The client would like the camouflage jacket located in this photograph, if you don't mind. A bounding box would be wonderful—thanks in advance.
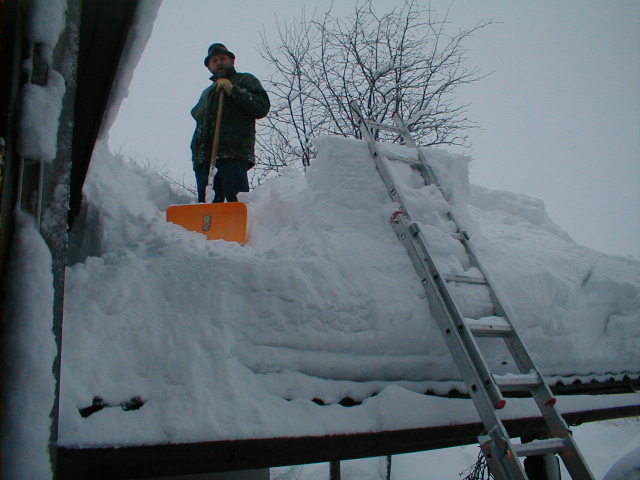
[190,68,270,169]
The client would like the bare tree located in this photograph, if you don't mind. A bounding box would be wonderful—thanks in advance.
[257,0,492,173]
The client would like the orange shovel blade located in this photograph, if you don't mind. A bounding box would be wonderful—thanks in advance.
[166,202,248,244]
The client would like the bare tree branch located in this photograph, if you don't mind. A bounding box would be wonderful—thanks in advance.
[257,0,493,174]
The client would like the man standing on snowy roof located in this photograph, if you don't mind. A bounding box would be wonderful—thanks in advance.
[191,43,270,202]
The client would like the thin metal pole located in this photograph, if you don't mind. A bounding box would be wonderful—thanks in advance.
[36,160,44,229]
[329,460,341,480]
[16,42,35,210]
[17,157,25,208]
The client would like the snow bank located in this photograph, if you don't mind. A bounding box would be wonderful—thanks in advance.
[59,136,640,447]
[18,0,68,164]
[604,444,640,480]
[25,0,66,46]
[3,3,68,478]
[470,184,573,241]
[17,71,66,162]
[2,212,57,478]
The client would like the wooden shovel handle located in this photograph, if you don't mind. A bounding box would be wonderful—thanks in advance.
[209,90,225,171]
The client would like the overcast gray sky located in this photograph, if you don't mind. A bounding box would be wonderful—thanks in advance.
[108,0,640,259]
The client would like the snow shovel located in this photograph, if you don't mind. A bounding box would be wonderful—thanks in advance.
[166,91,249,244]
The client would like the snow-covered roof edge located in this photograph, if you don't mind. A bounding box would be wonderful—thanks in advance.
[98,0,162,142]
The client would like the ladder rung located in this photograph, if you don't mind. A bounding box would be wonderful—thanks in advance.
[443,274,487,285]
[450,231,470,241]
[513,438,568,457]
[385,154,420,166]
[368,121,402,134]
[465,316,513,337]
[493,372,542,391]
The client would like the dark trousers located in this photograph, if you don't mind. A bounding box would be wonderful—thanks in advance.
[194,157,249,203]
[194,163,210,203]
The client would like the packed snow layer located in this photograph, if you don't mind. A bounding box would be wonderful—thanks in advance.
[604,443,640,480]
[25,0,66,47]
[2,212,57,477]
[18,70,66,162]
[59,137,640,447]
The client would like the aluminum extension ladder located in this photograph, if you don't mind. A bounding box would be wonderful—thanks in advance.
[349,101,594,480]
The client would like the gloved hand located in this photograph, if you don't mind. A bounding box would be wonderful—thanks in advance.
[216,78,233,96]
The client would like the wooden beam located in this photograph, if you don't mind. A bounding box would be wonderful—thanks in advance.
[56,402,640,479]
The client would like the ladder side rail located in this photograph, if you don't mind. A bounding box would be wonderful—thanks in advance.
[391,111,524,333]
[459,234,548,375]
[353,105,405,207]
[393,218,531,480]
[393,110,558,387]
[480,428,531,480]
[406,171,596,480]
[464,251,579,445]
[450,220,578,440]
[392,112,541,378]
[393,110,580,418]
[351,101,509,415]
[427,187,571,434]
[391,110,595,480]
[391,113,439,187]
[556,442,597,480]
[394,215,510,413]
[419,160,596,480]
[387,200,517,437]
[393,112,532,342]
[352,106,529,480]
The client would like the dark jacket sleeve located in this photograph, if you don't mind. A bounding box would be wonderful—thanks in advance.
[230,73,270,120]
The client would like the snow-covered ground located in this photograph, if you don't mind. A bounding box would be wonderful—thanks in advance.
[50,135,639,476]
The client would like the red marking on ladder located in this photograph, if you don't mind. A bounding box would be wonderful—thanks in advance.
[390,210,403,223]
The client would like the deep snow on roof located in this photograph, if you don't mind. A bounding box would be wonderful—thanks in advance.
[58,137,640,447]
